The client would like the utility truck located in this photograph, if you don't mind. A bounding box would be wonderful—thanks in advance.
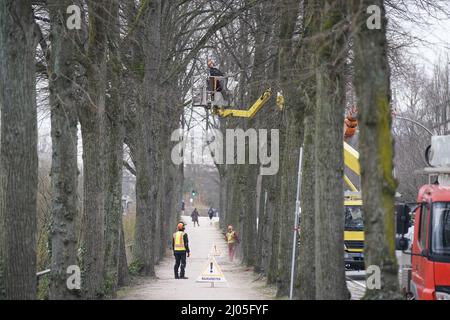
[396,135,450,300]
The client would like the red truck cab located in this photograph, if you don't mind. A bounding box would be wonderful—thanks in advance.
[410,184,450,300]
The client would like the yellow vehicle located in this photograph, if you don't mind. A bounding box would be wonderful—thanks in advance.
[343,142,364,270]
[344,194,364,270]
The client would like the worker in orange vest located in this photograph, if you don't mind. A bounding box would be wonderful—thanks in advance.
[172,222,190,279]
[225,225,239,262]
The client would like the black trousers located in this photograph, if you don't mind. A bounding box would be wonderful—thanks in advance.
[174,251,187,278]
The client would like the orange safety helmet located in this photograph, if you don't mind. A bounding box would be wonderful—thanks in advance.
[177,222,185,231]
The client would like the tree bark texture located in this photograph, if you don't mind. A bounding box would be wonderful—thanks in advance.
[314,0,348,300]
[48,0,80,300]
[0,0,38,300]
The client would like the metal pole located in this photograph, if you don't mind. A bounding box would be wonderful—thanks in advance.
[289,147,303,300]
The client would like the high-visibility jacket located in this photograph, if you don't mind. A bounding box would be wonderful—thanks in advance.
[226,231,236,244]
[173,231,186,251]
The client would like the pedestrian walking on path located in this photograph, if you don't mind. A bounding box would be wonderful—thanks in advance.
[172,222,190,279]
[191,208,200,227]
[225,225,239,262]
[208,207,214,225]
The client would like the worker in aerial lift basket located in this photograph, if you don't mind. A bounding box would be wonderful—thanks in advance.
[207,59,224,90]
[207,59,229,102]
[172,222,190,279]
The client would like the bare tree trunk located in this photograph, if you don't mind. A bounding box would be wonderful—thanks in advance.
[243,2,273,269]
[157,80,178,259]
[218,170,226,228]
[352,0,401,300]
[0,0,38,300]
[103,0,126,297]
[295,113,316,300]
[314,0,349,300]
[160,84,183,256]
[216,118,227,231]
[48,0,80,300]
[295,0,320,300]
[240,167,257,266]
[117,219,129,287]
[79,0,110,299]
[273,0,302,297]
[255,179,270,275]
[132,0,161,276]
[133,149,156,275]
[159,162,169,258]
[266,175,281,284]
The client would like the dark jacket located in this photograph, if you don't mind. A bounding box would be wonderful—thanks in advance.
[172,232,190,253]
[208,67,225,92]
[209,67,224,77]
[191,210,199,221]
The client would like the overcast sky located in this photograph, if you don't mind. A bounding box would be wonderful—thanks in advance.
[400,7,450,71]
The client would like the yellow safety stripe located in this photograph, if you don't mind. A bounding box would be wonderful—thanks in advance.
[344,142,360,177]
[344,174,359,192]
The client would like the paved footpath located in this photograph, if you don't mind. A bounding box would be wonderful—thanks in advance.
[118,216,276,300]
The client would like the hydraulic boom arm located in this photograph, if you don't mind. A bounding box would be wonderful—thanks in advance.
[213,89,273,118]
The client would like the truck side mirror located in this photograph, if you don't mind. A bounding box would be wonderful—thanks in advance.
[395,204,410,235]
[396,236,410,251]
